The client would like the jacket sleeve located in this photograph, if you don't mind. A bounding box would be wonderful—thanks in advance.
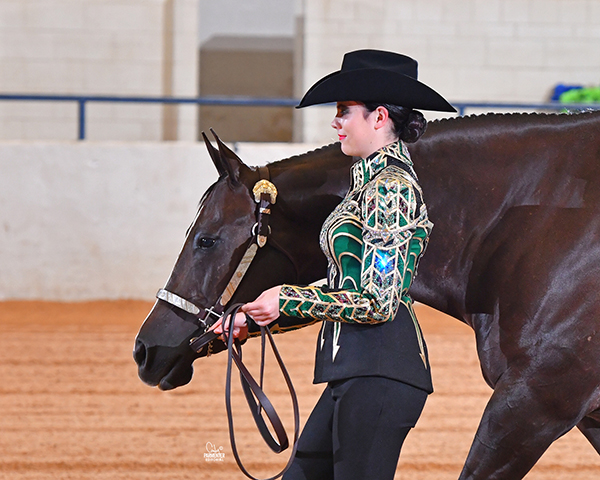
[279,166,432,325]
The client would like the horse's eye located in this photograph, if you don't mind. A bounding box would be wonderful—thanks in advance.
[196,237,216,249]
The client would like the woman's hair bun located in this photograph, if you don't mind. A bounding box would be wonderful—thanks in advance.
[400,110,427,143]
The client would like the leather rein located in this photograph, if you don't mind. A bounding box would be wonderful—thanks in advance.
[155,167,299,480]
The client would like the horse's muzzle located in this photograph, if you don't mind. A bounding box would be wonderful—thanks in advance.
[133,337,194,390]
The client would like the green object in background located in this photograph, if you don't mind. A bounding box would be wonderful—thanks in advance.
[559,86,600,103]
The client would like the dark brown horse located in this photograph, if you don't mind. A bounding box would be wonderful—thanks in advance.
[134,110,600,479]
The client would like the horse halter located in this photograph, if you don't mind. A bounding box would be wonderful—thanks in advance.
[155,166,278,352]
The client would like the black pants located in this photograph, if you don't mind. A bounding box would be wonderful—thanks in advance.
[283,376,428,480]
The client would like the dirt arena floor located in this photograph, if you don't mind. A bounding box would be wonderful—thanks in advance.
[1,301,599,480]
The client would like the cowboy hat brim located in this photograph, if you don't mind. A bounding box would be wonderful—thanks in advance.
[297,68,456,112]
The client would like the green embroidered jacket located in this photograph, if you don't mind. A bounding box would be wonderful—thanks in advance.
[279,141,433,327]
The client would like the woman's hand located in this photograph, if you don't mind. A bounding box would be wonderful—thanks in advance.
[242,286,282,326]
[210,312,248,341]
[209,285,282,341]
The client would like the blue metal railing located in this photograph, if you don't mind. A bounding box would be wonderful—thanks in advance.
[1,93,599,140]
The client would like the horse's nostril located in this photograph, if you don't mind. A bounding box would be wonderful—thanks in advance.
[133,339,147,367]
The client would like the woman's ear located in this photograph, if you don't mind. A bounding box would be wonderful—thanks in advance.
[373,106,390,130]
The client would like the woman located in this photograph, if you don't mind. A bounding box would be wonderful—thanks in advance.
[214,49,455,479]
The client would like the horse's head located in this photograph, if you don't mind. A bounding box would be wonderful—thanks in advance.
[134,134,352,390]
[133,131,297,390]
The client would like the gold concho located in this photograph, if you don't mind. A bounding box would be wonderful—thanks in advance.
[253,179,278,204]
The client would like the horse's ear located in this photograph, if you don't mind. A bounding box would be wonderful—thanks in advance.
[202,131,227,178]
[210,128,245,186]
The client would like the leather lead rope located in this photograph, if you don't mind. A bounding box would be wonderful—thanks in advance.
[223,304,299,480]
[156,168,298,477]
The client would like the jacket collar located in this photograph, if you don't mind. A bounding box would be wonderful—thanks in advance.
[350,141,413,190]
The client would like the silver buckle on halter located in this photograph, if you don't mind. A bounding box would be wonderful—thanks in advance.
[204,306,223,325]
[252,179,277,248]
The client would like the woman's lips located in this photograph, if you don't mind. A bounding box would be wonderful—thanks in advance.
[338,135,347,141]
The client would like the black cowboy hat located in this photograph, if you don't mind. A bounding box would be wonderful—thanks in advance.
[297,49,456,112]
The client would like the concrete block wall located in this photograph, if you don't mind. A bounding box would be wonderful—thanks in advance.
[298,0,600,143]
[0,0,198,141]
[0,142,207,300]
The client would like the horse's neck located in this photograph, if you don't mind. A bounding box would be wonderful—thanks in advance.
[268,146,352,284]
[407,118,543,318]
[408,111,600,320]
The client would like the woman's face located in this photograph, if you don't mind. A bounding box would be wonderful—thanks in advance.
[331,101,381,158]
